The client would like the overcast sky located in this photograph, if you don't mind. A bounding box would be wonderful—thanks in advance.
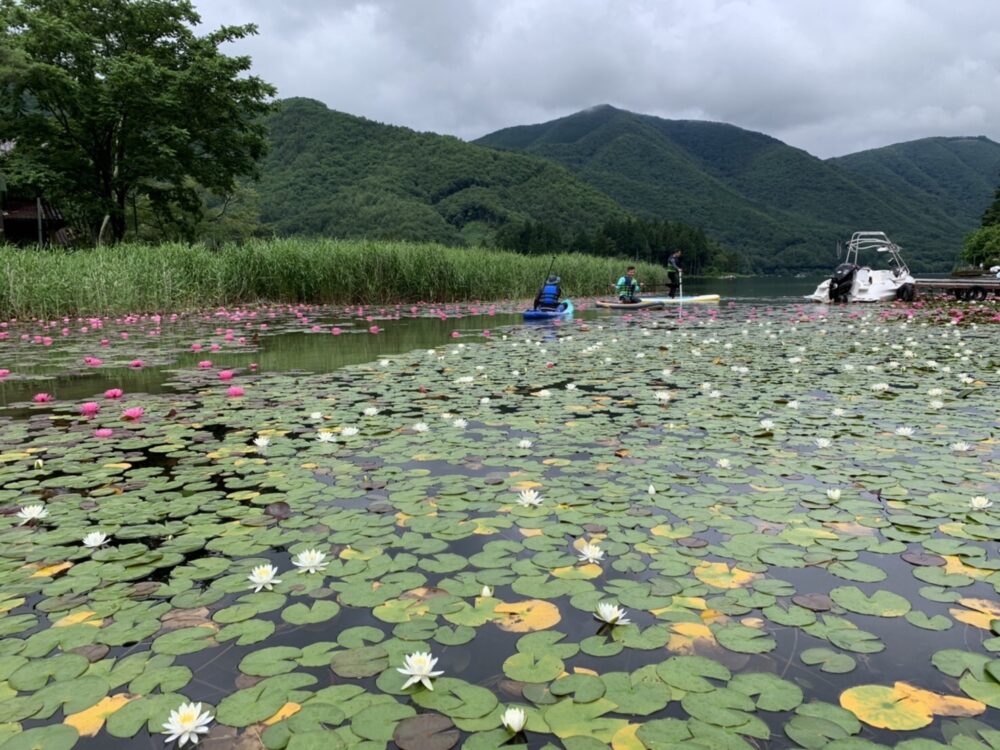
[194,0,1000,158]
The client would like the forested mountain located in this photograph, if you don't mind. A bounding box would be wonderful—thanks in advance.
[476,105,998,272]
[829,136,1000,229]
[258,98,628,247]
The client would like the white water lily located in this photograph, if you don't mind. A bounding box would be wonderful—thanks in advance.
[413,422,430,433]
[826,488,842,501]
[716,458,731,469]
[517,489,542,507]
[950,441,973,452]
[518,439,533,449]
[648,484,656,495]
[870,382,890,393]
[708,390,722,399]
[481,585,494,598]
[340,426,360,437]
[970,496,993,510]
[927,387,944,397]
[16,504,48,525]
[82,531,109,548]
[929,400,944,410]
[662,368,673,377]
[316,431,336,443]
[815,438,832,449]
[454,376,474,384]
[535,389,551,398]
[832,407,846,417]
[309,411,323,420]
[501,706,527,733]
[479,397,491,405]
[655,390,671,402]
[398,651,444,691]
[33,458,44,469]
[363,407,380,417]
[292,549,328,574]
[595,601,631,626]
[162,701,213,747]
[759,419,775,431]
[248,564,281,592]
[565,383,577,390]
[452,418,468,429]
[787,400,799,409]
[894,426,915,437]
[578,543,605,564]
[252,436,270,451]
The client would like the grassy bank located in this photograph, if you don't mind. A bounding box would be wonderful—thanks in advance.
[0,239,667,318]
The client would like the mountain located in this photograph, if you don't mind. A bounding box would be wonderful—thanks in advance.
[829,136,1000,229]
[476,105,998,272]
[258,98,627,246]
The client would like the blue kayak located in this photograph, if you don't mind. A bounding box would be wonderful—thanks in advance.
[523,299,574,320]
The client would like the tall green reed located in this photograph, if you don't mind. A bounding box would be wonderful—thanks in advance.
[0,239,667,317]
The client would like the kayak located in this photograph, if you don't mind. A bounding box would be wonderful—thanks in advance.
[594,299,665,310]
[640,294,721,304]
[523,299,574,319]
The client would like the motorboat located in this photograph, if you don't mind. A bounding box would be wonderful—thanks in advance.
[806,231,916,303]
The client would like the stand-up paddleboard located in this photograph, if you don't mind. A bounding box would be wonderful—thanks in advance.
[594,299,665,310]
[522,299,574,320]
[640,294,721,304]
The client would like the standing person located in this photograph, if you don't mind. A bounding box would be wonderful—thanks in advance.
[667,250,682,298]
[533,274,562,311]
[614,266,643,303]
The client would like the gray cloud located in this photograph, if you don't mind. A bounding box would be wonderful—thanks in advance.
[193,0,1000,158]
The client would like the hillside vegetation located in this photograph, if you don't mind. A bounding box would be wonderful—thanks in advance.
[476,105,1000,272]
[258,99,628,247]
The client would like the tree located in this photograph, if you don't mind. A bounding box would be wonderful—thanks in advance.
[961,225,1000,268]
[982,186,1000,227]
[0,0,274,243]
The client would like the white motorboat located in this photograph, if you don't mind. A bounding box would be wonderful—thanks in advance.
[806,231,916,303]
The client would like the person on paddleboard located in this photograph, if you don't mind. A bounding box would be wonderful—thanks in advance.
[533,274,563,311]
[614,266,643,303]
[667,250,682,298]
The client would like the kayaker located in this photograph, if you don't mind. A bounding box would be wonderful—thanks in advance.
[533,274,563,311]
[614,266,643,303]
[667,250,682,298]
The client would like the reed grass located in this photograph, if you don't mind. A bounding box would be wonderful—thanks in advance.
[0,239,667,318]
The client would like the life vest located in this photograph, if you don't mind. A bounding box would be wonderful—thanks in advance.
[538,283,560,307]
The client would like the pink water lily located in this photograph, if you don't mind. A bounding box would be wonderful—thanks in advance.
[122,406,144,421]
[218,370,234,381]
[79,402,100,417]
[32,392,53,403]
[93,428,113,438]
[83,356,103,366]
[227,386,245,397]
[198,360,213,369]
[104,388,123,399]
[0,369,9,378]
[129,359,144,368]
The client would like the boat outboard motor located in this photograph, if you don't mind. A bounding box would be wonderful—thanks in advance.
[828,263,857,303]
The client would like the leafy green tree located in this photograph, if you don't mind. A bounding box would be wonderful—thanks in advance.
[982,186,1000,227]
[961,225,1000,267]
[0,0,274,242]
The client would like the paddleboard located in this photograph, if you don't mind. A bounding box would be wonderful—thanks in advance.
[594,299,665,310]
[640,294,721,304]
[522,299,574,319]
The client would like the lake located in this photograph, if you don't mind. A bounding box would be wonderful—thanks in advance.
[0,280,997,750]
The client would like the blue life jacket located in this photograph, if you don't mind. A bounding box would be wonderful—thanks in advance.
[538,283,560,307]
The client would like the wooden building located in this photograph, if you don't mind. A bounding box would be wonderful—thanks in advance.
[0,196,70,246]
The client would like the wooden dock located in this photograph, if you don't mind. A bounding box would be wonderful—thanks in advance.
[914,277,1000,300]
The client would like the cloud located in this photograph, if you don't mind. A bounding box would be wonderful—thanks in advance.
[193,0,1000,157]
